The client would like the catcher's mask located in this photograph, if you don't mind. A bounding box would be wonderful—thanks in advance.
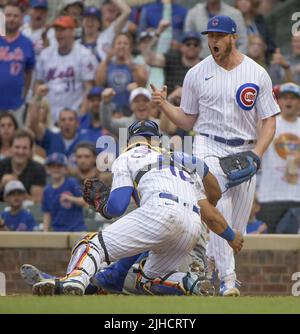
[127,120,161,143]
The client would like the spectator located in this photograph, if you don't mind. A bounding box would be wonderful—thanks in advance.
[61,0,85,40]
[100,87,155,137]
[0,2,35,125]
[21,0,49,58]
[269,46,295,85]
[276,207,300,234]
[95,33,148,116]
[257,83,300,233]
[95,0,131,62]
[42,152,87,232]
[247,34,267,68]
[234,0,276,61]
[144,31,203,95]
[28,97,94,159]
[79,6,102,61]
[79,86,110,144]
[138,0,187,44]
[0,113,18,160]
[184,0,248,58]
[0,129,46,203]
[288,34,300,86]
[246,195,267,234]
[0,180,36,231]
[35,15,97,122]
[72,142,99,183]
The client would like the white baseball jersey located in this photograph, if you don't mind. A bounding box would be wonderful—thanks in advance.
[101,145,206,278]
[180,55,280,281]
[36,43,97,121]
[181,55,280,140]
[258,116,300,202]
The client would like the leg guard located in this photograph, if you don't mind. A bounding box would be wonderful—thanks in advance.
[64,232,105,288]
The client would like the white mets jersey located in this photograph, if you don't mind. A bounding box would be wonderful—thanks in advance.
[110,145,206,207]
[180,55,280,140]
[36,43,97,121]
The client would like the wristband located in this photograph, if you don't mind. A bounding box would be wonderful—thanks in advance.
[219,226,236,242]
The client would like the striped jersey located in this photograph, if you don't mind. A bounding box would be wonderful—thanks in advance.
[111,145,206,206]
[180,55,280,140]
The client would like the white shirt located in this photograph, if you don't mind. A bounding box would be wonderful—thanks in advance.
[36,43,97,121]
[96,24,116,62]
[181,55,280,140]
[111,145,206,207]
[258,116,300,202]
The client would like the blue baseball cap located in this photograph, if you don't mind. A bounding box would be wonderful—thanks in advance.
[30,0,48,9]
[87,86,104,98]
[181,32,201,44]
[45,153,68,167]
[201,15,237,35]
[279,83,300,97]
[84,7,101,21]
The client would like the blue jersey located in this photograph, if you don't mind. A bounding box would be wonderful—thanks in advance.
[1,208,36,231]
[247,219,267,234]
[42,177,86,232]
[79,113,110,144]
[107,62,133,112]
[0,33,35,110]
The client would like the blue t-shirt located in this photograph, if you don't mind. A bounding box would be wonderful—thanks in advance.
[247,219,267,234]
[1,208,36,231]
[107,62,133,112]
[42,177,86,232]
[38,129,93,158]
[0,33,35,110]
[79,113,110,144]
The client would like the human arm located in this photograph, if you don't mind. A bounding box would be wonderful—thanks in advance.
[151,84,198,131]
[79,80,94,116]
[43,212,51,232]
[270,48,294,83]
[111,0,131,34]
[26,84,48,140]
[30,186,44,203]
[198,199,244,253]
[253,116,276,159]
[95,58,110,86]
[60,193,88,208]
[24,70,33,99]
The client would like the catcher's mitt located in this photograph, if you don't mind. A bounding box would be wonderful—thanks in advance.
[219,151,261,189]
[83,178,111,218]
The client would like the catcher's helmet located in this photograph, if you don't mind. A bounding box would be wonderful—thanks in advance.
[128,120,161,141]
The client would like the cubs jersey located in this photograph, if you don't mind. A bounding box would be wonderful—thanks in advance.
[258,116,300,202]
[180,55,280,140]
[111,145,206,207]
[36,43,97,121]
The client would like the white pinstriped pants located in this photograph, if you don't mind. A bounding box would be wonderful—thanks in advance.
[193,136,256,280]
[103,195,203,279]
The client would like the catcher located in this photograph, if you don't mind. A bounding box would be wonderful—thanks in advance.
[32,120,244,296]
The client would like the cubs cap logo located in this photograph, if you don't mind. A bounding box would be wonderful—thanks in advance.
[212,18,219,26]
[236,83,260,111]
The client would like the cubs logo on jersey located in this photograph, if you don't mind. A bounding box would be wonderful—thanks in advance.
[236,83,260,111]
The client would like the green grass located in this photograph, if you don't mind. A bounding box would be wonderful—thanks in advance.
[0,296,300,314]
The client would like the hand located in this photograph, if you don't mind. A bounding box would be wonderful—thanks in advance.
[35,84,49,99]
[127,82,138,92]
[150,84,168,107]
[60,193,73,203]
[1,174,17,189]
[101,88,116,103]
[157,19,171,35]
[228,230,244,253]
[271,48,290,69]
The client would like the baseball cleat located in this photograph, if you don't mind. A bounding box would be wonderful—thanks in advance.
[32,280,56,296]
[62,280,85,296]
[21,264,43,286]
[219,279,241,297]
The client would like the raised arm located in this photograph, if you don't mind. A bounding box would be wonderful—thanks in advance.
[111,0,131,34]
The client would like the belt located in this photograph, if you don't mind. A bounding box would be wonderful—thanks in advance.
[159,192,200,215]
[200,133,256,147]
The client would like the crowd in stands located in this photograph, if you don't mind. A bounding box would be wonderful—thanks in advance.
[0,0,299,234]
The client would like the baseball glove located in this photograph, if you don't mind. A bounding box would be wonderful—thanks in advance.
[219,151,261,189]
[83,178,111,218]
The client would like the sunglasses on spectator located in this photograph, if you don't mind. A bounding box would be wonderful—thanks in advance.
[184,41,200,47]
